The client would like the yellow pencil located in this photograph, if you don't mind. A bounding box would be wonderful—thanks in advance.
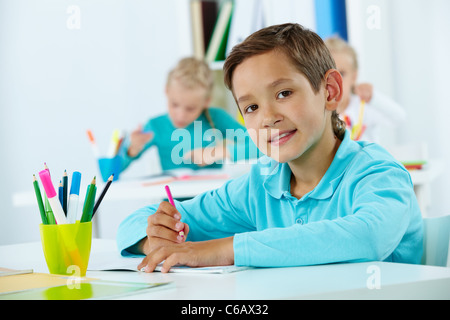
[351,100,366,140]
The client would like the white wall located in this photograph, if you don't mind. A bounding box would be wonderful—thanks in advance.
[346,0,450,217]
[0,0,192,244]
[1,0,449,245]
[391,0,450,217]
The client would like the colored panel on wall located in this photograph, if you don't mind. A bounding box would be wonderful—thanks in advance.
[314,0,348,40]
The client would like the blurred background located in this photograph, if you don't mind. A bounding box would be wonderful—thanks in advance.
[1,0,449,244]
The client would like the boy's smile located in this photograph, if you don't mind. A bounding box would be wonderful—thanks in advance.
[269,129,298,147]
[232,49,338,165]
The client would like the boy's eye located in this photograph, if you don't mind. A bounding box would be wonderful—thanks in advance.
[277,90,292,99]
[244,105,258,114]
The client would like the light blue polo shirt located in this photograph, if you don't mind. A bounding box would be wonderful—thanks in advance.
[116,131,423,266]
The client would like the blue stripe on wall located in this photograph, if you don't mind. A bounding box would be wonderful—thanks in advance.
[314,0,348,41]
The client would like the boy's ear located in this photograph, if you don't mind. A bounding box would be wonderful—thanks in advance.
[324,69,343,111]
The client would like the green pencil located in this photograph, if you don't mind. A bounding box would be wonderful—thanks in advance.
[32,174,48,225]
[44,195,55,224]
[81,177,97,223]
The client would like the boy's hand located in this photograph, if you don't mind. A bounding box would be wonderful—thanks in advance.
[138,237,235,273]
[354,83,374,103]
[127,124,153,157]
[140,201,189,256]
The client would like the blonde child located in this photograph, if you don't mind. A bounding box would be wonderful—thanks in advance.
[118,57,258,173]
[117,24,422,272]
[325,37,406,143]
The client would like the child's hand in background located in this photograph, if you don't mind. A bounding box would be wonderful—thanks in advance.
[127,124,153,157]
[183,144,229,167]
[354,83,374,103]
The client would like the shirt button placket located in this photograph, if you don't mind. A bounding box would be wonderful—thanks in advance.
[294,199,307,225]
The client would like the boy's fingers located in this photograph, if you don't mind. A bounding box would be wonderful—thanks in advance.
[161,253,183,273]
[137,253,151,271]
[138,246,174,273]
[148,211,181,230]
[146,201,186,243]
[147,225,181,243]
[157,201,180,217]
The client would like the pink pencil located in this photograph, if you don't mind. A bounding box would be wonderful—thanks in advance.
[165,185,184,238]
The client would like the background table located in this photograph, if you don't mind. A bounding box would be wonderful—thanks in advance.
[12,161,442,240]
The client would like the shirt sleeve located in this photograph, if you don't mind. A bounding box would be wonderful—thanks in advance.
[116,172,256,257]
[116,204,157,257]
[233,162,421,267]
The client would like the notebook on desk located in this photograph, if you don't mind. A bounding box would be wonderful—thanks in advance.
[88,253,250,274]
[152,264,250,274]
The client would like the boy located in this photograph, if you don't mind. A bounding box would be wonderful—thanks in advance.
[117,24,423,272]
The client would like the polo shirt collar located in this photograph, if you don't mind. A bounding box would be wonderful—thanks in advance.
[262,130,360,200]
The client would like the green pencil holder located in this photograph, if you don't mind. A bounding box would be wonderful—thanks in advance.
[39,221,92,277]
[98,156,121,182]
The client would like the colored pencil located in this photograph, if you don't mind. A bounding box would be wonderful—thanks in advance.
[165,185,184,238]
[58,180,63,207]
[86,130,100,158]
[44,162,50,175]
[33,175,48,225]
[80,177,97,223]
[108,129,120,157]
[92,174,114,219]
[44,196,55,224]
[62,170,68,215]
[351,100,366,140]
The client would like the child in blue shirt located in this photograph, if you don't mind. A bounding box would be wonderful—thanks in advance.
[117,23,423,272]
[118,57,258,172]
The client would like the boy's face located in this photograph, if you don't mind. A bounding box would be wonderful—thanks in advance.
[232,50,339,164]
[166,79,210,128]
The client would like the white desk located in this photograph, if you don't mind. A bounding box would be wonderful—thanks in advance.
[13,162,440,217]
[1,239,450,300]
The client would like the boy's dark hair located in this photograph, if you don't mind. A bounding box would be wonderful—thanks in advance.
[224,23,346,140]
